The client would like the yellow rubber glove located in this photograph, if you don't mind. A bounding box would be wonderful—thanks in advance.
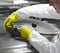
[3,12,18,29]
[17,25,32,39]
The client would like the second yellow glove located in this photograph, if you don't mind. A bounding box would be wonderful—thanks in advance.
[17,25,32,39]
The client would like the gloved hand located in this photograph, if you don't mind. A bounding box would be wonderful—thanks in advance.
[17,25,32,39]
[3,12,18,29]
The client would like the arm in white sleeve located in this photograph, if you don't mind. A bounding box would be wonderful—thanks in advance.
[28,31,59,53]
[16,4,60,19]
[16,4,54,19]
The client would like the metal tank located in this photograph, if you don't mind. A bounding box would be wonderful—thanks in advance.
[0,17,60,53]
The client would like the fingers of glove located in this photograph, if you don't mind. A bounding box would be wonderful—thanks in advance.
[6,19,12,26]
[4,17,10,25]
[3,16,15,28]
[6,16,15,26]
[2,18,10,29]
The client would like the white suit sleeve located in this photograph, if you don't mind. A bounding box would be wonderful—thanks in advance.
[28,31,59,53]
[16,4,54,19]
[16,4,60,19]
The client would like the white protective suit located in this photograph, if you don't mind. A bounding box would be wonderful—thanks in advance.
[16,4,60,53]
[16,4,60,19]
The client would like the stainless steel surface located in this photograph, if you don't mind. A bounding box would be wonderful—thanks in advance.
[0,15,60,53]
[26,0,49,3]
[0,34,38,53]
[0,16,39,53]
[0,0,39,8]
[13,18,60,34]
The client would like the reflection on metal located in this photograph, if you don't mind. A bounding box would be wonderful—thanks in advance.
[13,18,60,41]
[14,18,60,34]
[13,0,28,4]
[0,0,40,6]
[0,32,38,53]
[26,0,49,3]
[0,2,39,9]
[13,0,40,4]
[0,16,39,53]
